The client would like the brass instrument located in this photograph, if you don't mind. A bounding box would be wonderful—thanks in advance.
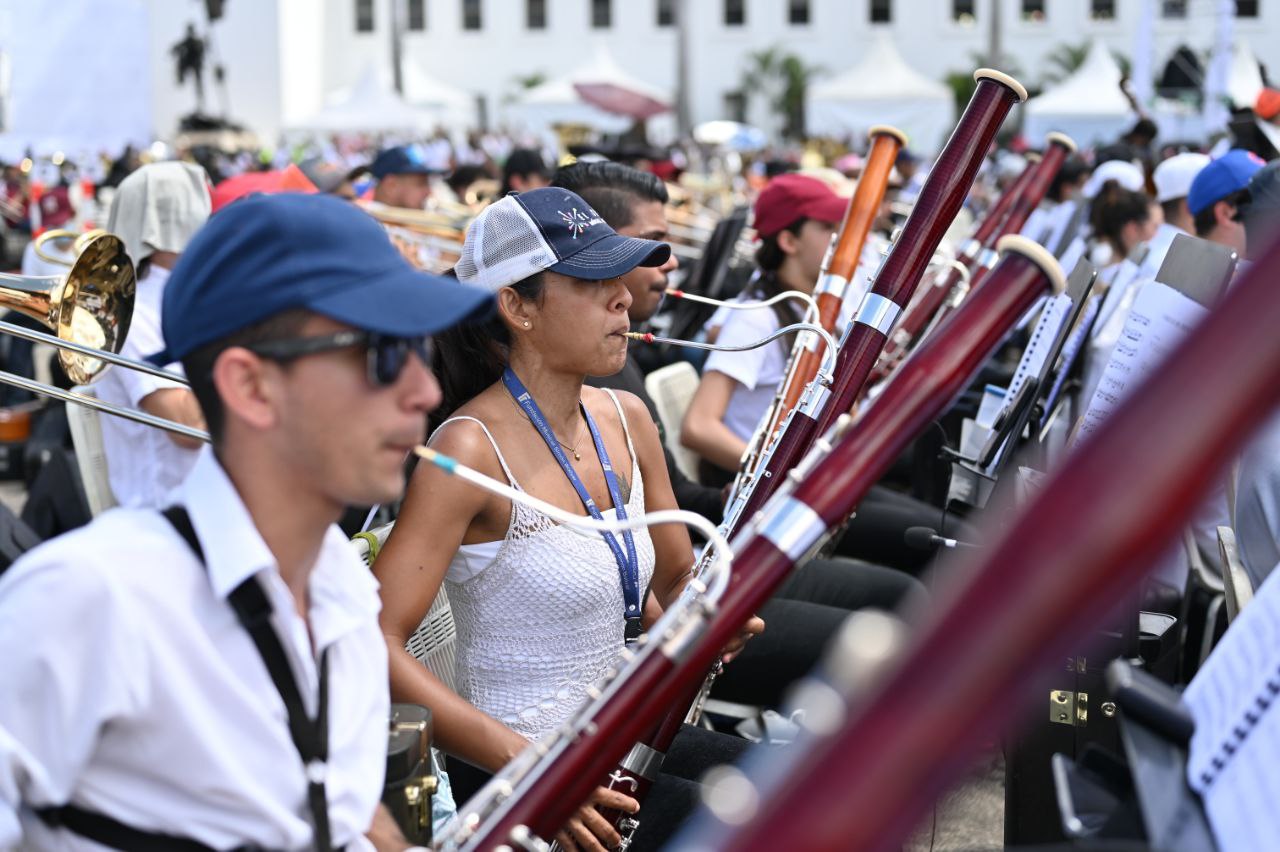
[0,232,134,384]
[360,201,468,274]
[32,228,107,266]
[0,231,210,443]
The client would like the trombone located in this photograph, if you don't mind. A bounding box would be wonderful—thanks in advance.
[0,231,211,444]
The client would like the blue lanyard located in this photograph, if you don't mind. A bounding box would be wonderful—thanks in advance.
[502,368,643,642]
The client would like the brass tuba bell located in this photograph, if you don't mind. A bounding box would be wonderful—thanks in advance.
[0,232,135,384]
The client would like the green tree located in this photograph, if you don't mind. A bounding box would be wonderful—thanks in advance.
[503,71,548,105]
[740,46,823,141]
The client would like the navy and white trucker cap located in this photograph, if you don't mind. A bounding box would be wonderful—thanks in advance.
[455,187,671,292]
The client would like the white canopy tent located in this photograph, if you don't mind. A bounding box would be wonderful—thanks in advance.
[806,35,955,157]
[288,64,439,134]
[402,61,475,129]
[1023,39,1133,148]
[1226,40,1265,110]
[504,45,671,139]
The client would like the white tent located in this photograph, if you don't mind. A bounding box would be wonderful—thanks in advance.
[402,61,474,129]
[1226,40,1265,110]
[1024,39,1133,147]
[806,34,955,156]
[289,64,438,134]
[504,45,670,137]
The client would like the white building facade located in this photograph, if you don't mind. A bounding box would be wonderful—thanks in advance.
[136,0,1280,145]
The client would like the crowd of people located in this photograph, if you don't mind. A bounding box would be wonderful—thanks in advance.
[0,75,1278,852]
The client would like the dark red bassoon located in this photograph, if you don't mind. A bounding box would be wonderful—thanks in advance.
[454,234,1062,850]
[873,131,1076,381]
[722,69,1027,532]
[679,233,1280,852]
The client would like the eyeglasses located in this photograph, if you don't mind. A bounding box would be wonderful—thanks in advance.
[245,331,433,387]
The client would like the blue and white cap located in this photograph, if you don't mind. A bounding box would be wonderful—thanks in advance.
[456,187,671,292]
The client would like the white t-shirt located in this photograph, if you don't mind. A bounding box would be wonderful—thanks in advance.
[702,306,788,443]
[95,265,200,509]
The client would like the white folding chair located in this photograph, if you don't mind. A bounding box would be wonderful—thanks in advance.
[1217,525,1254,624]
[644,361,702,482]
[65,386,118,517]
[351,522,458,691]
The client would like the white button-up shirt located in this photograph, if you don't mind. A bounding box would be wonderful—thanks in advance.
[0,447,388,850]
[95,265,201,509]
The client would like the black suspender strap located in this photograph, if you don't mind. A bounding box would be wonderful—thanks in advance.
[34,803,249,852]
[162,506,335,852]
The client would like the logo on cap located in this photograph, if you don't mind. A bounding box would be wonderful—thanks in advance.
[560,206,604,239]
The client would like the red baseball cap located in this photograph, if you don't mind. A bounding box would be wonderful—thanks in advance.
[753,173,848,238]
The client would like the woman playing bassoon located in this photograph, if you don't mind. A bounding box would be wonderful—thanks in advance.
[372,187,760,851]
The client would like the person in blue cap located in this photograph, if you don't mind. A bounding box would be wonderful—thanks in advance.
[0,192,491,851]
[373,187,759,851]
[370,144,434,212]
[1188,148,1267,257]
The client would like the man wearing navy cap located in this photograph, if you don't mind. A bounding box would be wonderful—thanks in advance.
[1188,148,1266,257]
[370,145,434,211]
[0,193,490,850]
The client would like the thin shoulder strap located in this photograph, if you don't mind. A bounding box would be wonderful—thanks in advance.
[600,389,638,463]
[435,416,520,487]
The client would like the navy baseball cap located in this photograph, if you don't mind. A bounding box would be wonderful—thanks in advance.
[1187,149,1266,215]
[146,193,492,366]
[369,145,434,179]
[454,187,671,292]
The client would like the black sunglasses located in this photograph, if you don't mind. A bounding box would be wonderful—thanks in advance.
[245,330,433,387]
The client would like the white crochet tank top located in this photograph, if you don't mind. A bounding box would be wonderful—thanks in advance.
[438,389,656,741]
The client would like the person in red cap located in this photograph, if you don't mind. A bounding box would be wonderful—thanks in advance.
[680,172,845,482]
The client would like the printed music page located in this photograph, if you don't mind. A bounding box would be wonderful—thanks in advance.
[1074,280,1206,444]
[1005,293,1071,404]
[1183,569,1280,850]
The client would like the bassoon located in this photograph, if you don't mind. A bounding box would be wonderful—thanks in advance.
[722,70,1027,534]
[873,131,1076,382]
[767,126,906,435]
[450,234,1063,850]
[676,232,1280,852]
[724,126,907,516]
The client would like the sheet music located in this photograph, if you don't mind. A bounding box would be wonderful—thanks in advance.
[1005,294,1071,405]
[1184,570,1280,850]
[1075,280,1207,444]
[1042,294,1101,420]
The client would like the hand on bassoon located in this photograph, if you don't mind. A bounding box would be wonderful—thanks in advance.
[554,785,640,851]
[721,614,765,664]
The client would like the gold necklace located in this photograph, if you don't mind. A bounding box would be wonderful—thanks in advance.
[505,385,586,461]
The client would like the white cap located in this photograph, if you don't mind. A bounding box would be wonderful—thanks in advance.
[1152,152,1211,203]
[1082,160,1146,199]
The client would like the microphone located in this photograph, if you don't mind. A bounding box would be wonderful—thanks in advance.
[904,526,976,551]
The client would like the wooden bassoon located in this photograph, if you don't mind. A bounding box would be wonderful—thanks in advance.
[677,232,1280,852]
[722,69,1027,534]
[768,126,906,433]
[449,234,1062,850]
